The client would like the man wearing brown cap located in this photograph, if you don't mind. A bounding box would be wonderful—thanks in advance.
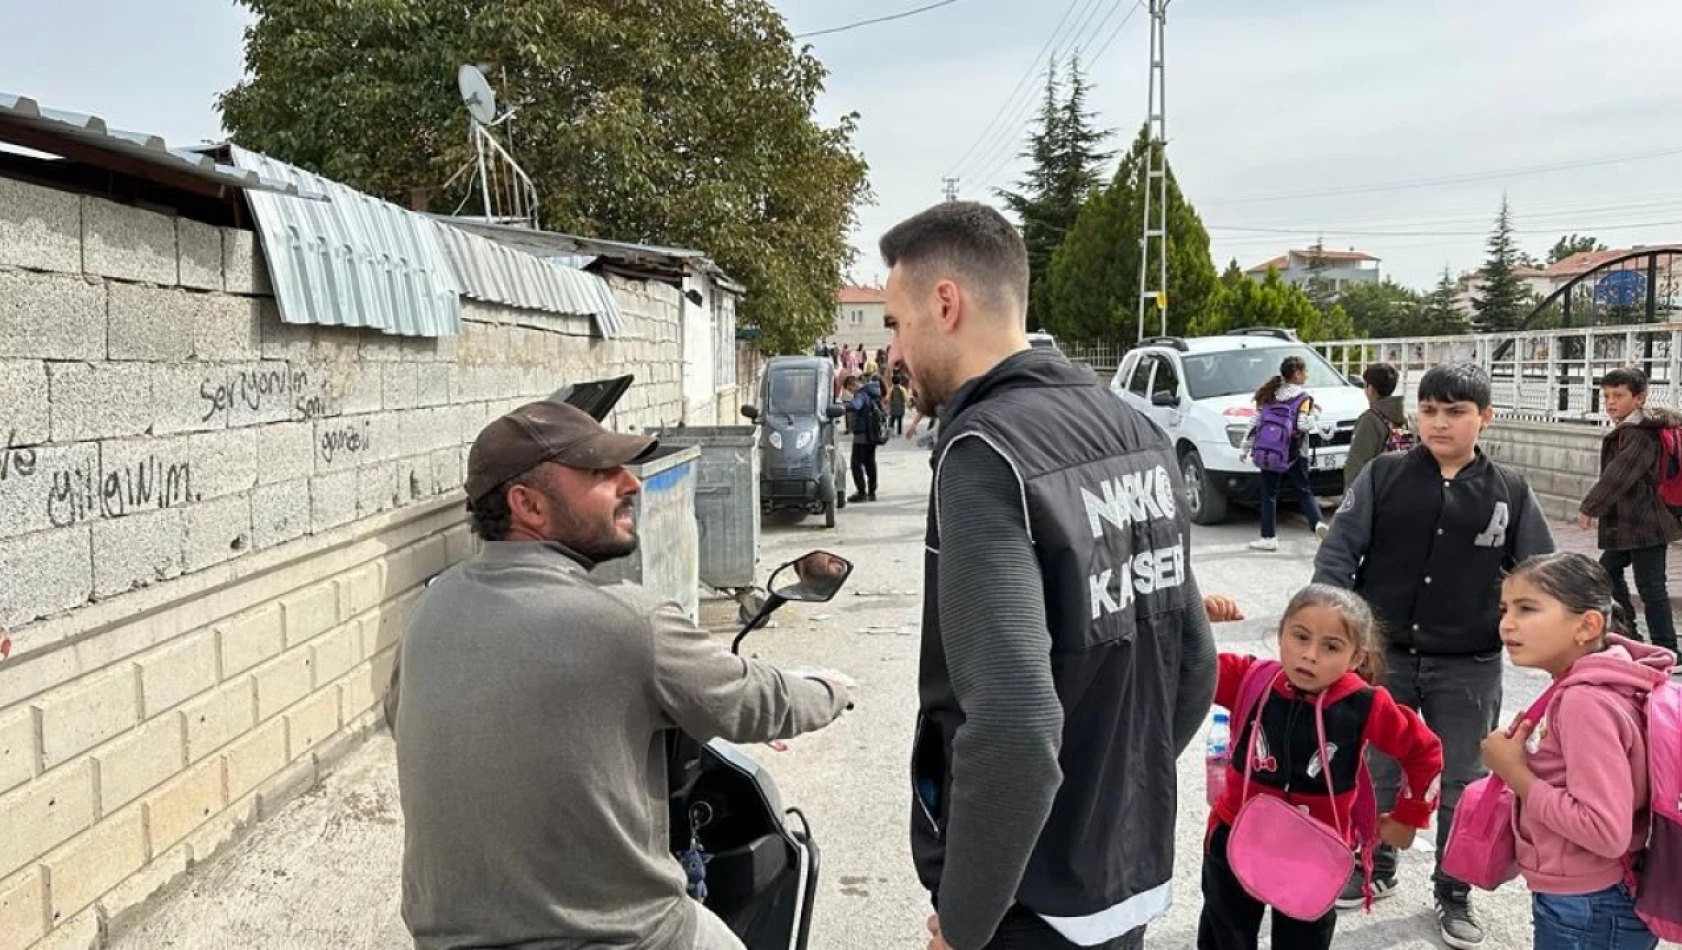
[390,400,852,950]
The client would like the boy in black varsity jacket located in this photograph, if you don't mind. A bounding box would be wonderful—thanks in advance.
[1313,363,1554,950]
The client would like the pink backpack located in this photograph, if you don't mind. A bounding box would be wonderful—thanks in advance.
[1224,660,1379,921]
[1442,685,1559,890]
[1630,677,1682,941]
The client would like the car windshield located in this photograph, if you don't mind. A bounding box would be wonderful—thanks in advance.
[766,368,822,415]
[1180,345,1347,400]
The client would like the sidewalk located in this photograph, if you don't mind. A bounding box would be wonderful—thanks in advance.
[1549,521,1682,609]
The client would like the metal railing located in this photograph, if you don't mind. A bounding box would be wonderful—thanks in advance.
[1315,323,1682,426]
[1062,341,1124,374]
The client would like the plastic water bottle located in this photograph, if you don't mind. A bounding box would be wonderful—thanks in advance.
[1205,711,1231,807]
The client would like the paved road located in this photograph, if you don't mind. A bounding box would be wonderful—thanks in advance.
[110,437,1581,950]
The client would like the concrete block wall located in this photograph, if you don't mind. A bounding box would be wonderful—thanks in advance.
[1480,419,1607,523]
[0,176,685,950]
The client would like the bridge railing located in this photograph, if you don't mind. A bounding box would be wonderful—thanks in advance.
[1314,324,1682,426]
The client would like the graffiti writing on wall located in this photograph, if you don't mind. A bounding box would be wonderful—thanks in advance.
[1,429,37,482]
[319,420,374,464]
[47,453,197,528]
[199,367,339,422]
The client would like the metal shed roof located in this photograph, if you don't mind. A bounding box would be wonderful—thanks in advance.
[0,92,317,199]
[431,220,625,338]
[436,217,744,294]
[228,144,463,338]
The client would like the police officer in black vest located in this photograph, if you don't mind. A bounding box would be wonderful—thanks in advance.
[880,201,1219,950]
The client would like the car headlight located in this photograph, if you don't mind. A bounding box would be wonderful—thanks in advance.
[796,430,814,450]
[768,431,783,450]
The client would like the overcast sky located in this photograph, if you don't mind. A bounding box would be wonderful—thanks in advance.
[8,0,1682,291]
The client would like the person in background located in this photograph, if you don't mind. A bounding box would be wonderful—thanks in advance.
[1490,552,1671,950]
[1345,362,1408,492]
[881,200,1216,950]
[1579,365,1682,661]
[1315,362,1555,950]
[889,375,911,435]
[844,374,882,502]
[1242,356,1330,552]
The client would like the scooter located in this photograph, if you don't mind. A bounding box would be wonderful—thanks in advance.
[666,550,855,950]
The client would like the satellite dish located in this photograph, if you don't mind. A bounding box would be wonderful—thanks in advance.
[457,65,496,125]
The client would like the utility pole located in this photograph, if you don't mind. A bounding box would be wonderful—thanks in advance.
[1136,0,1170,344]
[942,177,960,202]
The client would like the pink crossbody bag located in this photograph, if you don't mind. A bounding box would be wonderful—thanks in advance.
[1225,660,1379,921]
[1440,684,1560,891]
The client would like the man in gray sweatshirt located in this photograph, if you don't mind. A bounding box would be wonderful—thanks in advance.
[389,400,852,950]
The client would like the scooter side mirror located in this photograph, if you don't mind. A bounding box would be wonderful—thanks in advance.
[769,551,853,603]
[741,404,760,421]
[825,404,846,420]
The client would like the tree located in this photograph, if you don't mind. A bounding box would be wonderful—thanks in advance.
[1302,237,1337,314]
[1337,280,1421,338]
[1188,268,1323,340]
[1548,234,1607,265]
[218,0,871,355]
[998,57,1111,330]
[1044,124,1217,343]
[1220,258,1246,290]
[1420,267,1468,335]
[1472,195,1531,331]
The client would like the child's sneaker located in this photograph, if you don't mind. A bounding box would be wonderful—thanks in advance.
[1334,867,1396,910]
[1436,894,1486,949]
[1248,537,1279,552]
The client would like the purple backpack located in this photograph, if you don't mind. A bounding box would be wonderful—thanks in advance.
[1251,394,1309,473]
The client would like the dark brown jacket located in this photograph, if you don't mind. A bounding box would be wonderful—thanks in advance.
[1581,407,1682,551]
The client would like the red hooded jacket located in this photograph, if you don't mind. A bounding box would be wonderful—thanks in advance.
[1210,654,1445,837]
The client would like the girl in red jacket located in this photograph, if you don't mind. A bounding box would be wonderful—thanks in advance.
[1200,584,1445,950]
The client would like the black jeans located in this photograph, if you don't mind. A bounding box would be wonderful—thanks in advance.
[977,907,1144,950]
[1368,648,1505,900]
[891,412,905,434]
[1601,545,1679,652]
[1259,457,1321,539]
[850,442,878,495]
[1198,823,1337,950]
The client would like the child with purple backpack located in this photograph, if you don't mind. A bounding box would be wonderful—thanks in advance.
[1468,552,1679,949]
[1242,356,1330,552]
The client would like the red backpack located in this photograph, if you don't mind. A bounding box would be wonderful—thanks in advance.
[1656,427,1682,508]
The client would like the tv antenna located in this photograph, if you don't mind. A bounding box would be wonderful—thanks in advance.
[450,64,539,228]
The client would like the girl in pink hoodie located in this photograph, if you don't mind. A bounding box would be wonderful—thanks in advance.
[1487,552,1674,950]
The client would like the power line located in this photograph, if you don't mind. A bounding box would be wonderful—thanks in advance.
[946,0,1090,182]
[1201,145,1682,206]
[1087,0,1145,61]
[967,0,1139,191]
[1208,219,1682,238]
[793,0,966,39]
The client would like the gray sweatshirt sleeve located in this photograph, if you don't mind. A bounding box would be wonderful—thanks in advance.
[649,599,849,744]
[1174,570,1218,757]
[1313,462,1377,588]
[933,437,1065,950]
[1512,474,1557,561]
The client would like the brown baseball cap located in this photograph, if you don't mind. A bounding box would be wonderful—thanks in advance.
[464,400,658,502]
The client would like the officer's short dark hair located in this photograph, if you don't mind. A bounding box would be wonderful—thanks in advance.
[1361,363,1399,398]
[879,201,1030,314]
[1602,366,1648,397]
[1418,362,1492,409]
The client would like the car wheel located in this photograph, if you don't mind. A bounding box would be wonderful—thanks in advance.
[824,498,837,528]
[1180,449,1228,526]
[836,462,848,509]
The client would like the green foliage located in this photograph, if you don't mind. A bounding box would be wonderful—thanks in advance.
[1548,233,1606,265]
[1420,268,1471,335]
[1472,196,1531,332]
[218,0,872,355]
[1044,125,1216,342]
[997,57,1112,331]
[1301,238,1338,315]
[1337,280,1418,337]
[1189,268,1325,339]
[1220,258,1245,289]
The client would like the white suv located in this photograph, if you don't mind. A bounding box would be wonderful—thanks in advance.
[1110,329,1369,525]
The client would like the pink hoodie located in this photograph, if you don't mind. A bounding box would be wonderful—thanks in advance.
[1514,635,1673,895]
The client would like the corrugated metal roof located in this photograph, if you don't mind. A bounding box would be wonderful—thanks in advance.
[436,217,743,293]
[228,144,463,338]
[0,93,319,198]
[432,220,624,338]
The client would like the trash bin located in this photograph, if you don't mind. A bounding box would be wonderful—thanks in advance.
[648,426,759,590]
[593,445,701,621]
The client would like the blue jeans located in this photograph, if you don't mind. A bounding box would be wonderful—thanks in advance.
[1533,886,1657,950]
[1259,457,1321,539]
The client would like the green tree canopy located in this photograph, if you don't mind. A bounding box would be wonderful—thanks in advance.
[1044,125,1216,343]
[1189,268,1328,339]
[1472,195,1531,332]
[218,0,871,354]
[1420,268,1470,335]
[1220,258,1245,289]
[1548,233,1607,265]
[998,57,1111,331]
